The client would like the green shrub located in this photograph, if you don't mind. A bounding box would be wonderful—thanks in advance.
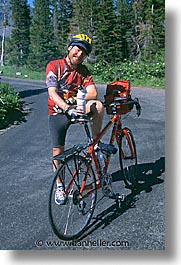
[88,58,165,87]
[0,83,19,128]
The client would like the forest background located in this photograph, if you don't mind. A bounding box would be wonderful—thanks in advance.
[0,0,165,87]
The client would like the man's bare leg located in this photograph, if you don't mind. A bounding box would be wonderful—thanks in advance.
[86,100,104,139]
[53,146,64,185]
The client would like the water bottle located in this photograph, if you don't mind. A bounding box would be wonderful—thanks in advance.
[96,150,105,174]
[77,85,87,114]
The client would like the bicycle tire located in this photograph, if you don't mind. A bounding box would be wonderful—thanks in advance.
[49,154,97,241]
[119,127,137,188]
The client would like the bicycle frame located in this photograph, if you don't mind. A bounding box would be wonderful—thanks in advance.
[72,113,123,198]
[120,129,136,159]
[89,114,122,164]
[54,111,136,201]
[49,94,141,241]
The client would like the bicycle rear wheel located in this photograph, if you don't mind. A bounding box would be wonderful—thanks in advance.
[119,127,137,188]
[49,155,97,241]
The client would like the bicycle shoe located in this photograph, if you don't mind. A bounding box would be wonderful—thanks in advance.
[55,185,66,205]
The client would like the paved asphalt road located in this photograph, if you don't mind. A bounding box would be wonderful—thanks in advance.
[0,77,165,250]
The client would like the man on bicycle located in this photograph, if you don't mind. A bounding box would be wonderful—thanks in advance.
[46,34,104,205]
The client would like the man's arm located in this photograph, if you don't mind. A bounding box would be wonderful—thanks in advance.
[48,86,69,112]
[85,84,97,100]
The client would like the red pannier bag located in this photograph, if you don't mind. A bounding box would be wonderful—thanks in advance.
[104,79,133,115]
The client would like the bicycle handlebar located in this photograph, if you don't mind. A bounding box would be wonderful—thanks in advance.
[105,96,142,116]
[112,97,139,106]
[67,96,141,124]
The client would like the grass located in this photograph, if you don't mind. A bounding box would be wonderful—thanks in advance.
[0,65,45,80]
[0,60,165,88]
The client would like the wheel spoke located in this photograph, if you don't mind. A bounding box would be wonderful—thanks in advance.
[49,155,97,240]
[119,128,137,188]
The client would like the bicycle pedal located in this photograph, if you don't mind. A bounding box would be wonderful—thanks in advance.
[115,193,125,201]
[114,193,124,208]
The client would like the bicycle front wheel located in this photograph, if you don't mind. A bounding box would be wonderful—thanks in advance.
[49,155,97,241]
[119,127,137,188]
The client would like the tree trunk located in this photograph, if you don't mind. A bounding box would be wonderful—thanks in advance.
[0,25,6,67]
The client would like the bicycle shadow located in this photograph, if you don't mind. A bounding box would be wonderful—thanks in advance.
[79,157,165,240]
[112,156,165,192]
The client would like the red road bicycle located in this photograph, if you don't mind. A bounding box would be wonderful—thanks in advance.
[49,94,141,241]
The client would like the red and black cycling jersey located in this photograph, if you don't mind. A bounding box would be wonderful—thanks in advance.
[46,57,94,115]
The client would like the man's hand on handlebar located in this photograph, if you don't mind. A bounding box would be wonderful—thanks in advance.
[65,105,78,117]
[65,105,85,118]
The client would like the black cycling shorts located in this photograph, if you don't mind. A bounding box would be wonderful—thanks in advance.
[48,114,71,147]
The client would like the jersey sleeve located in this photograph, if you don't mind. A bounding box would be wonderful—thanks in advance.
[81,66,95,88]
[83,75,95,88]
[46,61,58,88]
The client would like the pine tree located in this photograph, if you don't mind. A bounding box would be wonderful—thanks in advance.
[51,0,72,57]
[69,0,98,62]
[114,0,131,61]
[0,0,11,66]
[95,0,117,63]
[141,0,165,61]
[28,0,57,71]
[69,0,96,35]
[126,0,165,61]
[8,0,31,66]
[151,0,165,55]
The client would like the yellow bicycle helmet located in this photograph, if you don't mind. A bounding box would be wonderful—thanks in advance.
[68,34,92,55]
